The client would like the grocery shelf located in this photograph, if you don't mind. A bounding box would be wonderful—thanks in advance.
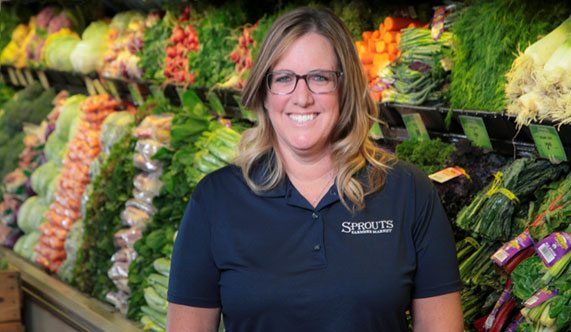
[379,102,571,159]
[2,64,570,159]
[0,247,144,332]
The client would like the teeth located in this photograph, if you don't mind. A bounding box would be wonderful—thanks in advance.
[288,113,317,123]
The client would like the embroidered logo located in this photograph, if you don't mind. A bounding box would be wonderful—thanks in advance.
[341,220,393,234]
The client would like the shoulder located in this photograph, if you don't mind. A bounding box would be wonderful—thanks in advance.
[192,165,245,201]
[384,159,434,192]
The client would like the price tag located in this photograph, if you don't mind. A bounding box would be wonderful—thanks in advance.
[24,69,35,85]
[529,124,567,162]
[402,113,430,141]
[94,79,109,96]
[369,122,384,140]
[128,83,144,105]
[7,68,19,86]
[429,167,466,183]
[15,69,28,86]
[459,115,493,150]
[37,71,50,89]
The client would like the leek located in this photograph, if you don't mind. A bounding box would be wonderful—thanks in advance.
[506,17,571,128]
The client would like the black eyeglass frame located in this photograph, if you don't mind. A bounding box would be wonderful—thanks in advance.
[266,70,344,95]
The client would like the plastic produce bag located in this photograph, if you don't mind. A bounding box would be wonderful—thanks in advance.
[125,198,156,215]
[100,111,134,155]
[133,139,165,172]
[70,21,110,74]
[133,172,163,199]
[105,291,129,315]
[114,227,143,248]
[111,247,138,263]
[108,261,130,280]
[113,277,130,293]
[120,206,151,228]
[133,114,173,145]
[18,196,49,234]
[30,161,59,197]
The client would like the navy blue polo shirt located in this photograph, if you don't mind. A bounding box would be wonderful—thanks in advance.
[168,160,462,332]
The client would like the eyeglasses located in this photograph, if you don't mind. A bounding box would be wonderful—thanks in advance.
[266,70,343,95]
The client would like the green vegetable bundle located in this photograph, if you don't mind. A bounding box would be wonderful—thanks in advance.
[455,157,569,241]
[395,138,455,175]
[379,27,452,106]
[189,4,246,87]
[529,172,571,242]
[449,0,571,111]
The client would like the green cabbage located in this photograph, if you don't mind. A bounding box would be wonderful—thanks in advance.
[44,134,68,166]
[18,196,49,234]
[14,232,41,261]
[71,21,110,74]
[30,161,59,197]
[46,174,60,204]
[43,34,80,71]
[55,94,85,141]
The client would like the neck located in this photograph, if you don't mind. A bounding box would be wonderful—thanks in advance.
[276,145,336,183]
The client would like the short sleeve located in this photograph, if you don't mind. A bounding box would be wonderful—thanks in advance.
[167,191,221,307]
[411,171,463,298]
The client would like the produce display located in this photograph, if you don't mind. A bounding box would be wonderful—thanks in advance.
[0,2,570,332]
[448,0,571,111]
[506,17,571,128]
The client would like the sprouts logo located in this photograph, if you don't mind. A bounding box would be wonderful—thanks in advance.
[341,220,394,235]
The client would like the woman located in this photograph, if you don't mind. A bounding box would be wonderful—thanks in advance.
[167,7,463,332]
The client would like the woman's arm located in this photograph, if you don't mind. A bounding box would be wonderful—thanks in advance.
[412,291,463,332]
[166,303,221,332]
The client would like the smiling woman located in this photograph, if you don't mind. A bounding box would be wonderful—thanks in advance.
[167,6,464,332]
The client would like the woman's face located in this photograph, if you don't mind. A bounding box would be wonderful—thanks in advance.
[264,32,340,159]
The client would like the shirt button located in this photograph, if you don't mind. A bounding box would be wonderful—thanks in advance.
[312,212,318,219]
[313,244,321,251]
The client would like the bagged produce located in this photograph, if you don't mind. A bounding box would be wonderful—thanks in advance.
[100,111,135,155]
[70,21,110,74]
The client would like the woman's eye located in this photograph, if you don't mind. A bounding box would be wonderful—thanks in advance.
[310,74,330,82]
[275,75,293,83]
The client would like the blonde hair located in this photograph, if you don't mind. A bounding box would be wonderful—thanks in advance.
[234,7,395,212]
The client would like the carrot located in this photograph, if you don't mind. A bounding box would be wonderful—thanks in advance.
[362,30,372,41]
[373,52,389,65]
[371,30,380,39]
[388,42,398,55]
[378,23,385,35]
[389,52,398,62]
[383,31,399,44]
[368,39,376,52]
[384,16,425,31]
[375,40,386,53]
[360,51,374,65]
